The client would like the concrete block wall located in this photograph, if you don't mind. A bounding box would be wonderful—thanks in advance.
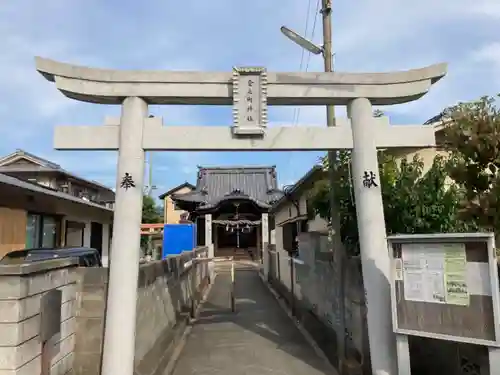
[72,268,108,375]
[267,234,371,374]
[72,246,210,375]
[0,259,79,375]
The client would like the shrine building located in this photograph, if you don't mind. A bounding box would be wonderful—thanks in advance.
[171,166,283,260]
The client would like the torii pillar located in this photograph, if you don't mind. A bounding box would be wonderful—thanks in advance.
[35,57,447,375]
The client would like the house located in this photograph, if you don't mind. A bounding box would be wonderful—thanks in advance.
[0,150,115,208]
[158,182,195,224]
[270,165,328,257]
[0,150,115,266]
[172,166,283,259]
[387,115,450,174]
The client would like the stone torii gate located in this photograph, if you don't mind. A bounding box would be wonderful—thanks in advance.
[35,57,446,375]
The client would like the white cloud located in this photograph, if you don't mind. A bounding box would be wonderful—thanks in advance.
[472,42,500,69]
[0,0,499,188]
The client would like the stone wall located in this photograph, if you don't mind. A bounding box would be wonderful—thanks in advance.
[0,259,79,375]
[73,247,210,375]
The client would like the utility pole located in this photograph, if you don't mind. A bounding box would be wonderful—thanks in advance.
[148,152,153,196]
[147,152,153,258]
[321,0,347,372]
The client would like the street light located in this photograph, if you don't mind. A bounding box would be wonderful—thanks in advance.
[280,26,323,56]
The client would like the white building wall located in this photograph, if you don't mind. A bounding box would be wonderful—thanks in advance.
[307,214,328,232]
[66,227,83,246]
[273,206,291,289]
[101,223,110,267]
[35,176,57,189]
[83,222,91,247]
[272,193,328,290]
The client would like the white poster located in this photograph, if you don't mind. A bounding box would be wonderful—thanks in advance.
[423,270,446,303]
[401,243,446,303]
[422,245,446,303]
[402,244,425,302]
[401,244,426,270]
[403,269,425,301]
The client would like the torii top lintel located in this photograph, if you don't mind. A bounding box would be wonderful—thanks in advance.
[35,57,447,106]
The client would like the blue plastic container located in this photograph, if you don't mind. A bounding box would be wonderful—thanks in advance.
[162,224,196,258]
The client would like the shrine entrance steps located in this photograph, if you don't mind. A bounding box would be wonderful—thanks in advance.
[214,247,259,261]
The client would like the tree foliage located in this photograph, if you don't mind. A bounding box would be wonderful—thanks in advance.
[309,141,471,255]
[442,94,500,234]
[140,195,163,253]
[142,195,163,224]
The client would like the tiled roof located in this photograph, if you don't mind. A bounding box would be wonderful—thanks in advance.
[423,112,446,125]
[271,165,324,212]
[0,149,61,169]
[173,166,284,210]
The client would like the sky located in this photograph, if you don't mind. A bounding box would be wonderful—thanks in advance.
[0,0,499,197]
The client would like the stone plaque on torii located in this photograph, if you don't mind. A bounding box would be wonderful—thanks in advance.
[35,56,447,375]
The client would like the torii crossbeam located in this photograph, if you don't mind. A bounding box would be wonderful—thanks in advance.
[36,56,447,375]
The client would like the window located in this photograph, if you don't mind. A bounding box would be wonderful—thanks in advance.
[299,219,308,233]
[282,220,308,256]
[42,216,57,248]
[282,222,298,255]
[305,199,315,220]
[26,213,59,248]
[26,214,41,248]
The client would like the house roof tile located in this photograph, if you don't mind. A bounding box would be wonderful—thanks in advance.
[0,149,114,195]
[158,182,195,199]
[173,166,283,210]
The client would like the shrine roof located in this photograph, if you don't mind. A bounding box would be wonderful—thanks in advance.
[172,166,284,210]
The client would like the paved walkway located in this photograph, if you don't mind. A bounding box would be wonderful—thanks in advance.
[170,262,335,375]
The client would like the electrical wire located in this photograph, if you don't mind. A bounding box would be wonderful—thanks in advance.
[298,0,313,72]
[286,0,322,181]
[293,0,321,127]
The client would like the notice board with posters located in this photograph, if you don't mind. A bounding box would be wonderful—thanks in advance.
[388,233,500,346]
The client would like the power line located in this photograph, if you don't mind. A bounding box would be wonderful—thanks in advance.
[291,0,313,127]
[305,0,321,72]
[286,0,322,182]
[298,0,313,72]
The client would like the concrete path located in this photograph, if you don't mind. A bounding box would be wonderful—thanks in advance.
[170,262,336,375]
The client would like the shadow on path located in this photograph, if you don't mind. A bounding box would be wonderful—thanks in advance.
[171,263,335,375]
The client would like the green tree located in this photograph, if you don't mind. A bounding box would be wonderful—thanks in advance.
[141,195,163,254]
[442,94,500,234]
[142,195,162,224]
[309,151,469,255]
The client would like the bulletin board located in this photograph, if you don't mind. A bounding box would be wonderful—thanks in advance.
[388,233,500,346]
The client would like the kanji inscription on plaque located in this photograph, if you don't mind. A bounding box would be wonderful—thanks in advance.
[232,67,268,135]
